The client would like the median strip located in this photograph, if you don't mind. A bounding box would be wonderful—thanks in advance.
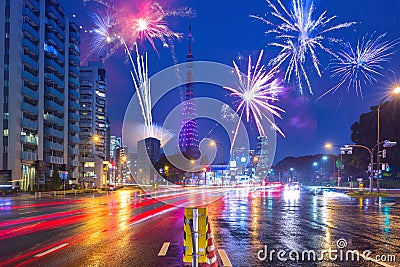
[34,243,69,257]
[158,242,170,256]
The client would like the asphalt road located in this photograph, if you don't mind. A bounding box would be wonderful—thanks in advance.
[0,187,399,267]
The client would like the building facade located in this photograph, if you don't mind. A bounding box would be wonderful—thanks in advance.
[0,0,80,190]
[79,61,107,188]
[137,137,161,185]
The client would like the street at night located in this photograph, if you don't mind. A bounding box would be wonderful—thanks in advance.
[0,187,399,266]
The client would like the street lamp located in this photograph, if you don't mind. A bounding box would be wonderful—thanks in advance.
[321,156,328,183]
[209,140,225,186]
[376,86,400,192]
[82,134,101,189]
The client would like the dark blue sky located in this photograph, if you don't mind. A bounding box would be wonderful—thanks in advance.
[60,0,400,163]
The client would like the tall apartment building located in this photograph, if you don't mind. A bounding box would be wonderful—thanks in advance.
[0,0,81,190]
[79,61,107,188]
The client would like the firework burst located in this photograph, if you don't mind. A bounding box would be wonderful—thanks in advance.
[85,0,194,57]
[224,50,285,151]
[318,33,399,99]
[251,0,355,95]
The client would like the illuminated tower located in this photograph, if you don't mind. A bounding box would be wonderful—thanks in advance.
[178,24,200,159]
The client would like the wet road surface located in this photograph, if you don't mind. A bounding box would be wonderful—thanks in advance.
[0,187,399,266]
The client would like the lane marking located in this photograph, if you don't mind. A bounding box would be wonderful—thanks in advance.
[158,242,170,256]
[218,249,232,267]
[34,243,69,257]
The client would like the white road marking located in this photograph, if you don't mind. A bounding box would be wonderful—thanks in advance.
[34,243,69,257]
[157,242,170,256]
[218,249,232,267]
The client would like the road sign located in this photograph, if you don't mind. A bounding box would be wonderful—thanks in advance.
[183,207,208,264]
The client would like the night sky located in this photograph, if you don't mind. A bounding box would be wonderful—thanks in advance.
[60,0,400,163]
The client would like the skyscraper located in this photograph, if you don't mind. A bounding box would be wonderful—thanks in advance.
[79,61,107,188]
[178,24,200,159]
[137,137,161,184]
[0,0,81,190]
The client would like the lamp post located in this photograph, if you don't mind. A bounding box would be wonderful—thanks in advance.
[119,155,127,186]
[312,162,318,184]
[210,140,224,186]
[82,134,100,189]
[343,144,374,192]
[324,143,343,186]
[376,86,400,192]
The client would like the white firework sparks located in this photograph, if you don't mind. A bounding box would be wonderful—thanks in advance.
[221,103,239,122]
[319,33,399,98]
[122,41,153,136]
[224,50,285,151]
[251,0,355,95]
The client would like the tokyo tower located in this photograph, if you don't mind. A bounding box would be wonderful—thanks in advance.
[178,24,200,159]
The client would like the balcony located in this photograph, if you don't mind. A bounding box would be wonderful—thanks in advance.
[44,127,63,139]
[45,99,64,114]
[26,0,39,13]
[69,88,80,100]
[45,86,64,101]
[22,86,38,101]
[69,54,80,66]
[22,69,38,86]
[22,54,39,70]
[44,155,64,165]
[23,7,39,26]
[45,72,64,88]
[20,117,38,131]
[46,5,64,25]
[20,135,38,146]
[68,123,80,133]
[69,65,79,77]
[80,80,93,87]
[22,38,39,56]
[69,31,81,43]
[69,43,80,56]
[80,120,92,128]
[20,151,38,161]
[44,140,64,151]
[68,147,79,155]
[45,58,64,76]
[22,23,39,41]
[68,159,80,167]
[68,77,80,89]
[46,32,64,51]
[69,112,79,122]
[21,101,38,116]
[68,100,80,111]
[69,135,80,144]
[46,17,65,39]
[44,113,64,126]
